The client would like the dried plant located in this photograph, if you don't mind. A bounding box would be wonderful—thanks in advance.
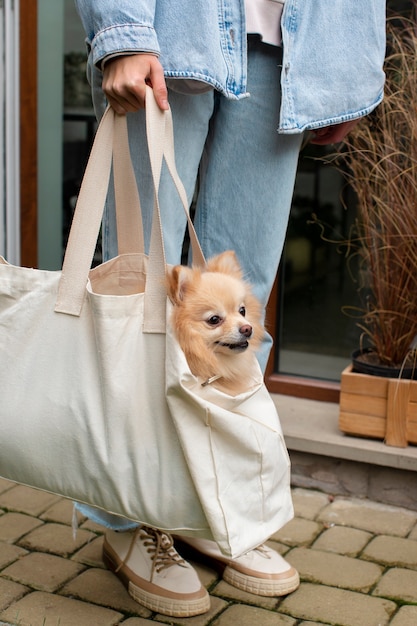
[337,9,417,368]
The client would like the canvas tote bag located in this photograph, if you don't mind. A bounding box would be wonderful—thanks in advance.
[0,87,293,558]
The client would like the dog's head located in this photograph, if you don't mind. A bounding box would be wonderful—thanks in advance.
[166,251,264,383]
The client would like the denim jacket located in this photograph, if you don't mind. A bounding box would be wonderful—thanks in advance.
[75,0,386,133]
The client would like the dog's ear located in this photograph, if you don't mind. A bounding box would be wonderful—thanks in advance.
[166,265,194,303]
[206,250,243,278]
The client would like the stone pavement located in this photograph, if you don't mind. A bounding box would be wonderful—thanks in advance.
[1,478,417,626]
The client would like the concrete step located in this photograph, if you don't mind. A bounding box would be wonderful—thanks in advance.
[273,394,417,511]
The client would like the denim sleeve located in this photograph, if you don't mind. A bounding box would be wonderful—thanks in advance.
[74,0,160,67]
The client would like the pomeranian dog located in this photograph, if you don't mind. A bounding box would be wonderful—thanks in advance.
[166,250,264,394]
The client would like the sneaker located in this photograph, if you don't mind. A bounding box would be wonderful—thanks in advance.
[103,526,210,617]
[174,536,300,597]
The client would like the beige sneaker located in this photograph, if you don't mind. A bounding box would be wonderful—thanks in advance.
[103,527,210,617]
[174,536,300,596]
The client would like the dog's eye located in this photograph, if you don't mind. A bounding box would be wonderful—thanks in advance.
[239,306,246,317]
[207,315,222,326]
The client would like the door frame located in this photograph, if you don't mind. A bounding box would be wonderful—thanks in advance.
[20,0,38,268]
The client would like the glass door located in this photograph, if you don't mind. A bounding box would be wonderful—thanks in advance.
[276,144,361,383]
[37,0,94,270]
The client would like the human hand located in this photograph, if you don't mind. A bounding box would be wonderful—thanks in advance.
[102,54,169,113]
[310,119,360,145]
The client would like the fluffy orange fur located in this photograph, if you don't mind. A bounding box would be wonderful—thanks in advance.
[166,251,264,394]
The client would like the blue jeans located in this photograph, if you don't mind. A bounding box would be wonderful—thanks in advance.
[76,38,303,530]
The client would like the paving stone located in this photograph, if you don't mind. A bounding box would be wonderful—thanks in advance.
[18,522,95,557]
[60,568,151,616]
[212,604,296,625]
[0,578,28,611]
[373,567,417,603]
[0,513,44,543]
[0,542,28,569]
[0,591,123,626]
[156,595,228,626]
[267,539,292,557]
[271,517,322,546]
[390,605,417,626]
[317,497,417,537]
[363,535,417,569]
[312,525,373,556]
[0,479,15,495]
[1,552,84,593]
[264,539,287,553]
[291,488,331,520]
[40,498,83,525]
[0,485,61,517]
[286,547,382,592]
[406,523,417,540]
[280,582,396,626]
[298,623,330,626]
[71,534,106,568]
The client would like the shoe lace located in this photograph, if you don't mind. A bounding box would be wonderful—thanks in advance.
[118,526,187,582]
[252,543,271,559]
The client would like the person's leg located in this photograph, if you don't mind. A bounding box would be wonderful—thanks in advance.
[193,37,304,371]
[173,39,302,596]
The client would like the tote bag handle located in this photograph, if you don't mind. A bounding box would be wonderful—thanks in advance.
[112,111,144,256]
[143,86,205,331]
[55,87,205,319]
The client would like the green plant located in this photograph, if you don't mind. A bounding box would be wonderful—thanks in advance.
[336,7,417,368]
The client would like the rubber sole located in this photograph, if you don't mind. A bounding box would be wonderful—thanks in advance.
[223,564,300,596]
[174,537,300,597]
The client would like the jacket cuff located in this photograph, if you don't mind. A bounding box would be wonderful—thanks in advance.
[90,24,160,69]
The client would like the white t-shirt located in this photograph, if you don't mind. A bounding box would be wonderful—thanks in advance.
[245,0,285,47]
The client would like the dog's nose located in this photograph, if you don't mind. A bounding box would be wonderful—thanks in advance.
[240,324,252,338]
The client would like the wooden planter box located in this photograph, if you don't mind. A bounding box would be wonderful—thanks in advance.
[339,365,417,447]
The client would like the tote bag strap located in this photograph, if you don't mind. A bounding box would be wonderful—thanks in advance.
[113,113,145,255]
[55,89,205,319]
[143,86,205,332]
[55,106,115,315]
[114,95,205,270]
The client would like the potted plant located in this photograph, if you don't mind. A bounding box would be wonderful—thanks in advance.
[335,7,417,446]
